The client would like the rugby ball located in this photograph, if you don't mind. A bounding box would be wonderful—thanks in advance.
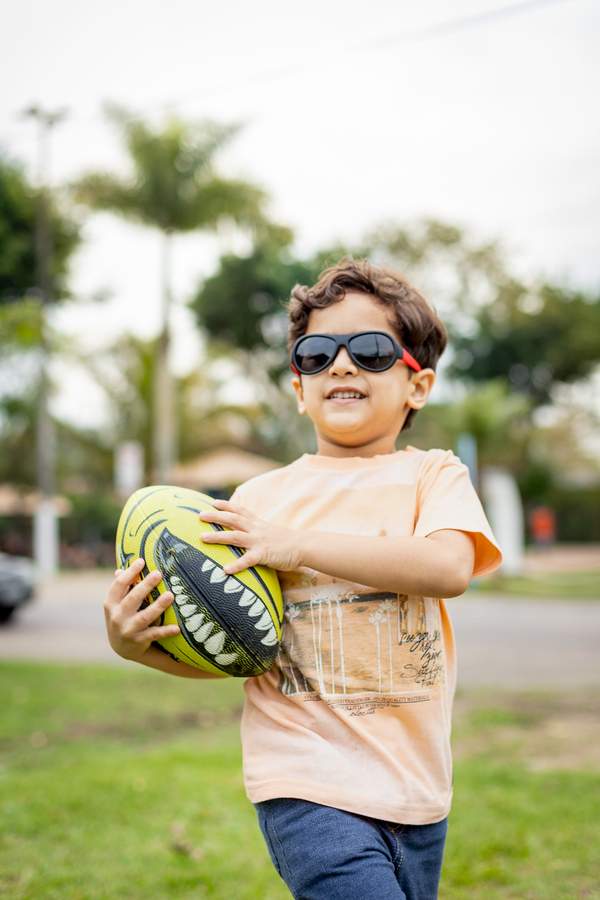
[115,485,284,677]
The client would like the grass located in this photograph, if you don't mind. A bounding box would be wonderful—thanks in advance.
[1,662,599,899]
[468,569,600,599]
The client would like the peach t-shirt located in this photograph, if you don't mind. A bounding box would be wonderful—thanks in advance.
[229,445,503,825]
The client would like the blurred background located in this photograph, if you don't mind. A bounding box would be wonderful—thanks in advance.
[1,1,599,898]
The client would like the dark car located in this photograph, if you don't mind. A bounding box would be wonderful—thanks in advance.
[0,552,36,624]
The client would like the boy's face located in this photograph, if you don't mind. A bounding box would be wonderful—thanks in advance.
[290,291,436,458]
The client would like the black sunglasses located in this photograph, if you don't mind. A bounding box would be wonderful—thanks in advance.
[290,330,422,376]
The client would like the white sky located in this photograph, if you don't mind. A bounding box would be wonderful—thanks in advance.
[1,0,599,429]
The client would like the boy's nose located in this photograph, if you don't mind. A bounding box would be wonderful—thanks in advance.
[329,347,357,372]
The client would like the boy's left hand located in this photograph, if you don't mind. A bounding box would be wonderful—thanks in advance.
[198,499,302,575]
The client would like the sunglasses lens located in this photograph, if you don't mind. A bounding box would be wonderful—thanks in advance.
[294,336,337,373]
[349,333,396,371]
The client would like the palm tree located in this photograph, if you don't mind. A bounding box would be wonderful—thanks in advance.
[69,102,272,481]
[66,331,261,486]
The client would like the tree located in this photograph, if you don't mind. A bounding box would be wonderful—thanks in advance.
[447,283,600,406]
[0,152,80,307]
[67,332,266,484]
[69,102,280,482]
[191,234,374,355]
[364,217,600,408]
[364,217,510,325]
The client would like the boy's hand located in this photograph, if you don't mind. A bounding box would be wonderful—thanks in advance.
[104,557,180,662]
[198,499,302,575]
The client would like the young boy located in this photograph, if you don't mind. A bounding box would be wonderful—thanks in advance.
[105,257,503,899]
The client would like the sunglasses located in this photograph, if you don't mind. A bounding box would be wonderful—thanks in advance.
[290,330,422,376]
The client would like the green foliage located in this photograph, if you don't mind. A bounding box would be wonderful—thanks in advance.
[448,282,600,406]
[472,570,600,598]
[0,384,39,486]
[365,217,510,318]
[68,331,266,483]
[190,238,311,352]
[435,379,533,467]
[60,491,122,545]
[0,153,81,304]
[69,103,273,237]
[542,483,600,543]
[189,235,375,369]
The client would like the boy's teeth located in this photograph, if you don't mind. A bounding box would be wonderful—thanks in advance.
[330,392,363,399]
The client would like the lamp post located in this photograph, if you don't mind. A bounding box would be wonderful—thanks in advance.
[20,104,68,578]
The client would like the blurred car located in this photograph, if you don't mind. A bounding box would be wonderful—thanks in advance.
[0,552,36,624]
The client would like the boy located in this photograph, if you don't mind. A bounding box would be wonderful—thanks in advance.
[105,257,503,899]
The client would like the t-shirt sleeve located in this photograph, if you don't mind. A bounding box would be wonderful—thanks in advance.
[413,449,503,578]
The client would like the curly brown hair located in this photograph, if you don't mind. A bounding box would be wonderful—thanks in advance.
[285,256,448,431]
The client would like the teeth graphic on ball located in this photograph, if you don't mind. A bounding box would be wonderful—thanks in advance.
[156,536,278,670]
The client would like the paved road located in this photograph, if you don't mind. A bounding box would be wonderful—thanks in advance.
[1,570,599,689]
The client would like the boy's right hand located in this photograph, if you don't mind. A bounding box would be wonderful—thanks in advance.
[104,557,180,662]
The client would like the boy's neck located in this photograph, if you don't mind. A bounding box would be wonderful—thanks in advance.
[314,438,401,459]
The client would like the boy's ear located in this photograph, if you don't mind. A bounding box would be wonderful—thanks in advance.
[291,375,306,414]
[406,368,436,411]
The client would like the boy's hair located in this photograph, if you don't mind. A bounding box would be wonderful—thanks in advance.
[286,256,448,431]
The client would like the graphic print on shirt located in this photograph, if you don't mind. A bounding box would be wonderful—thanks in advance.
[274,573,444,699]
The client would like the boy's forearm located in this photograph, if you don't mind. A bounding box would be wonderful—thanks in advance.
[298,531,467,598]
[134,644,228,679]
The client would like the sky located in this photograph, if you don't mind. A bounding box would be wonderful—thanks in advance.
[1,0,599,431]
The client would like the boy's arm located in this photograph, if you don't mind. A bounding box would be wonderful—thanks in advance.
[297,528,475,598]
[136,644,228,679]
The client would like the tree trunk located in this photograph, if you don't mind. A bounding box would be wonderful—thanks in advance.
[153,230,177,483]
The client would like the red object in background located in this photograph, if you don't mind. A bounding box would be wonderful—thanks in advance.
[529,505,556,545]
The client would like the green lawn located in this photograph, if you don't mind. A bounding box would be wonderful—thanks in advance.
[469,569,600,599]
[1,662,599,899]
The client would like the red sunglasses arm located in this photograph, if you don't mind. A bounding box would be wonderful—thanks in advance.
[402,349,421,372]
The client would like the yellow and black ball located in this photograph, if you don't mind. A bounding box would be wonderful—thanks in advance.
[115,485,283,677]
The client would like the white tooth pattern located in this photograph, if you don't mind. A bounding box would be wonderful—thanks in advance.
[204,631,226,655]
[171,575,181,583]
[194,621,214,642]
[172,584,186,594]
[215,652,238,666]
[209,566,227,584]
[178,603,197,616]
[223,576,242,593]
[254,611,273,631]
[247,599,264,618]
[261,628,278,646]
[201,559,215,572]
[238,588,256,606]
[186,613,205,631]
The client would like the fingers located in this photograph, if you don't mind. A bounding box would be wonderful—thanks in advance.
[223,550,259,575]
[133,622,181,643]
[105,557,145,609]
[199,509,242,528]
[202,530,246,546]
[131,589,176,632]
[121,567,165,615]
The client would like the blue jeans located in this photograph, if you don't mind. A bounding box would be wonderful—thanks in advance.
[254,797,448,899]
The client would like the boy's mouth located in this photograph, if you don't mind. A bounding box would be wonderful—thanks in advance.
[326,396,367,404]
[324,387,368,404]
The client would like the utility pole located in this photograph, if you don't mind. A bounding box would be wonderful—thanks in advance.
[153,228,177,484]
[20,104,68,578]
